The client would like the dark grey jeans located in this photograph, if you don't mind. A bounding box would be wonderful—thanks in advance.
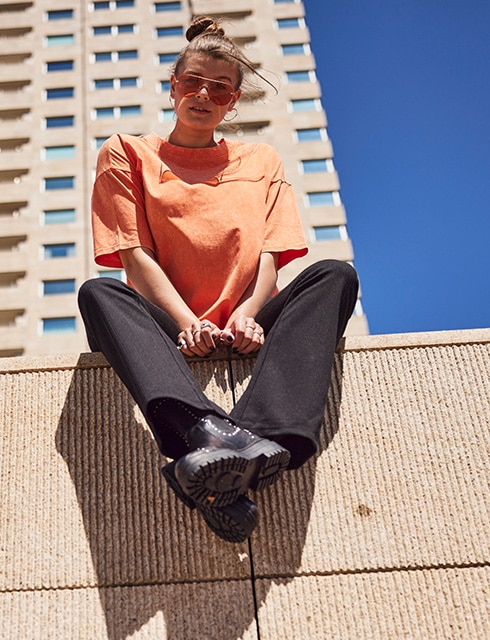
[78,260,358,469]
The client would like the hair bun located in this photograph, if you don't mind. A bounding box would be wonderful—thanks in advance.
[186,16,225,42]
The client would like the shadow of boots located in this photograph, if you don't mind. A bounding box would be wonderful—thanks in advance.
[55,359,263,640]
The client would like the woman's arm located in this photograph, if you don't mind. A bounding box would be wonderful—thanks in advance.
[223,252,278,354]
[119,246,219,356]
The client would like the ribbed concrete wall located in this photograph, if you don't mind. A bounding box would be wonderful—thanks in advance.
[1,329,489,639]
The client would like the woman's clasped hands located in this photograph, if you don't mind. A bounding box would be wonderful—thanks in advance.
[177,315,264,357]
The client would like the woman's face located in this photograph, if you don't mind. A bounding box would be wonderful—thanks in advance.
[170,53,241,135]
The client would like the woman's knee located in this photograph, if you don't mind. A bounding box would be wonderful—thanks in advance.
[305,259,359,289]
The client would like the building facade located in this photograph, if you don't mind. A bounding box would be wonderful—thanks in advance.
[0,0,368,357]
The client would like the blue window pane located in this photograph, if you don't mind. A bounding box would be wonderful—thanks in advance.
[93,26,112,35]
[274,0,295,3]
[120,105,141,116]
[47,35,74,47]
[116,0,135,7]
[43,279,76,295]
[95,137,108,149]
[95,107,114,118]
[307,192,335,207]
[314,226,342,241]
[161,109,174,122]
[95,51,112,62]
[47,10,74,20]
[291,98,317,112]
[156,26,183,37]
[42,317,76,334]
[159,52,178,64]
[47,60,74,71]
[45,176,75,190]
[118,49,138,59]
[281,44,305,55]
[302,159,327,173]
[277,18,300,28]
[120,76,138,87]
[43,209,76,224]
[94,78,114,89]
[155,2,181,10]
[93,1,110,9]
[46,87,74,99]
[98,270,124,280]
[46,116,74,128]
[44,243,76,259]
[160,80,171,91]
[296,128,323,141]
[45,145,76,160]
[286,70,310,83]
[118,24,135,33]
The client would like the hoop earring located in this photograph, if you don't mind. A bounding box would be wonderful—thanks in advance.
[223,108,238,122]
[168,95,175,109]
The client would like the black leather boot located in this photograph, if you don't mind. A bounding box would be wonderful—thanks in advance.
[170,415,290,508]
[161,461,258,543]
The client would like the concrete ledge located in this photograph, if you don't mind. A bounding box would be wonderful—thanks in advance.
[1,329,489,639]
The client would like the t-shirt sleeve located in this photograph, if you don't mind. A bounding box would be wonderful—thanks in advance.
[262,147,308,270]
[91,135,155,268]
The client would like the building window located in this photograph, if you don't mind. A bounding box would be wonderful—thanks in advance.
[95,137,108,149]
[46,34,74,47]
[296,128,327,142]
[290,98,319,112]
[45,115,74,128]
[93,24,135,35]
[281,43,309,56]
[94,76,138,89]
[94,105,141,119]
[159,80,171,92]
[117,49,137,59]
[286,70,312,83]
[44,243,76,259]
[44,176,75,190]
[47,10,74,20]
[93,25,112,35]
[46,87,74,99]
[46,60,74,72]
[98,269,125,280]
[301,159,333,173]
[156,26,184,37]
[94,51,112,62]
[43,279,76,295]
[93,0,135,9]
[42,317,76,334]
[44,145,76,160]
[161,109,175,122]
[277,18,301,29]
[313,226,345,242]
[307,191,339,207]
[43,209,76,224]
[154,2,182,11]
[158,52,178,64]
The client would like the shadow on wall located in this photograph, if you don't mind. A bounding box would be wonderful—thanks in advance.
[55,355,343,639]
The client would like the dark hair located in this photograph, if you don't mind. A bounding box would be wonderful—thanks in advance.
[173,16,275,92]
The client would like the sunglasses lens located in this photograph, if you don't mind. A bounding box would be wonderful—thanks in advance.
[178,75,233,105]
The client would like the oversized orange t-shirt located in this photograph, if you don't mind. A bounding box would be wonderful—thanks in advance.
[92,132,308,327]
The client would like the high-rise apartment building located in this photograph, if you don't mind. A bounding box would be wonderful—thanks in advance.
[0,0,368,357]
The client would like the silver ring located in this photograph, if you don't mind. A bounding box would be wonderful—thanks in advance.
[200,322,212,329]
[192,329,201,336]
[253,330,263,336]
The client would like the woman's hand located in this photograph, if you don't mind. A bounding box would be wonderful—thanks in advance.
[177,319,221,357]
[225,315,265,355]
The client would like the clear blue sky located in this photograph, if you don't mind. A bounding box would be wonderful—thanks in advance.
[302,0,490,335]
